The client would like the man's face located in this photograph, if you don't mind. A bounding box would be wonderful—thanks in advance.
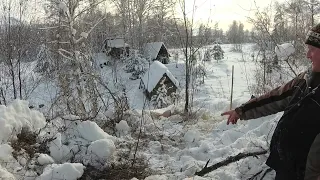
[307,45,320,72]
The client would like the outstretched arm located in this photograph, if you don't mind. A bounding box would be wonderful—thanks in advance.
[222,72,306,123]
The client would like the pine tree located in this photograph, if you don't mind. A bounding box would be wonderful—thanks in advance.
[151,77,170,108]
[213,44,224,60]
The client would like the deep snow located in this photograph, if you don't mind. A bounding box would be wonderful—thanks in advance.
[0,43,306,180]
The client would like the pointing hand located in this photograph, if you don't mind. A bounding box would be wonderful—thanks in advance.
[221,110,240,125]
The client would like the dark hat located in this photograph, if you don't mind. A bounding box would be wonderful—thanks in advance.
[305,23,320,48]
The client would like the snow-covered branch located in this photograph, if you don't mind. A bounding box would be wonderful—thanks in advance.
[47,40,70,44]
[58,48,74,60]
[38,25,69,30]
[73,0,106,21]
[74,17,105,44]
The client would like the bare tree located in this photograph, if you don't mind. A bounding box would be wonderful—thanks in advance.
[45,0,105,117]
[0,0,39,103]
[247,0,314,95]
[226,20,245,51]
[307,0,320,27]
[172,0,211,114]
[150,0,176,42]
[2,0,17,100]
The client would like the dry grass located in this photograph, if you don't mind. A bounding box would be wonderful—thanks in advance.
[11,127,38,159]
[80,158,151,180]
[10,127,52,160]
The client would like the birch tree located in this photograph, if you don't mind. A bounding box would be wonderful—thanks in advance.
[174,0,211,114]
[45,0,105,117]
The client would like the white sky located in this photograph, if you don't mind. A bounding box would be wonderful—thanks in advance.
[0,0,288,32]
[183,0,286,31]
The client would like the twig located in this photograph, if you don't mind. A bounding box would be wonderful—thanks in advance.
[60,107,101,121]
[260,168,273,180]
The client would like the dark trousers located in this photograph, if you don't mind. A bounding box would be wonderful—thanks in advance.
[275,171,302,180]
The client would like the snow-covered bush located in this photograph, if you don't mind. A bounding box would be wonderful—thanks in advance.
[115,120,130,137]
[203,45,224,61]
[213,44,224,60]
[0,100,46,143]
[34,44,54,75]
[0,100,48,178]
[86,139,115,164]
[203,49,212,61]
[0,96,158,180]
[45,117,117,166]
[124,53,148,80]
[193,64,207,84]
[0,100,125,179]
[248,42,301,96]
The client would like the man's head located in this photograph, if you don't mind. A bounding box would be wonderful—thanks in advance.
[306,23,320,72]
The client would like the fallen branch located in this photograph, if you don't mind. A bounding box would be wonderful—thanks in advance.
[248,169,263,180]
[195,150,268,176]
[260,167,272,180]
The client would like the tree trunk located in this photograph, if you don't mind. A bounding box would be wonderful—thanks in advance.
[183,0,189,113]
[18,0,23,99]
[7,2,17,100]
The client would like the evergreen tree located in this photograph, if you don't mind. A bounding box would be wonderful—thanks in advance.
[151,77,170,108]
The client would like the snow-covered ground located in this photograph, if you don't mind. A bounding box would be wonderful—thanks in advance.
[0,43,305,179]
[126,43,282,179]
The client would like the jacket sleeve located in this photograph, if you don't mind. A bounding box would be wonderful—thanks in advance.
[305,133,320,180]
[235,72,305,120]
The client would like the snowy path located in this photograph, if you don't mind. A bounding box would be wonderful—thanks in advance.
[166,44,258,114]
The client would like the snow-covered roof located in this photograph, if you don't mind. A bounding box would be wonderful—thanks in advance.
[275,42,295,60]
[141,61,179,93]
[144,42,167,60]
[105,38,129,48]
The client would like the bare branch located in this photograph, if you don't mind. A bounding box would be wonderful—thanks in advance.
[195,150,268,176]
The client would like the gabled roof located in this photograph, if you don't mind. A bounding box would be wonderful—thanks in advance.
[141,61,179,93]
[144,42,167,60]
[105,38,129,48]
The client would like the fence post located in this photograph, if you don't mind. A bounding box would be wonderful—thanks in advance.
[230,65,234,110]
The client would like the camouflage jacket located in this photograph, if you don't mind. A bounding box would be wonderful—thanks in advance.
[235,71,309,120]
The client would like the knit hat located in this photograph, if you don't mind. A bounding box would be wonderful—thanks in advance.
[305,23,320,48]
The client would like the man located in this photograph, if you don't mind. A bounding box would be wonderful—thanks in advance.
[221,23,320,180]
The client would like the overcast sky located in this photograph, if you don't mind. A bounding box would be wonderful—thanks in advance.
[0,0,288,32]
[184,0,286,31]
